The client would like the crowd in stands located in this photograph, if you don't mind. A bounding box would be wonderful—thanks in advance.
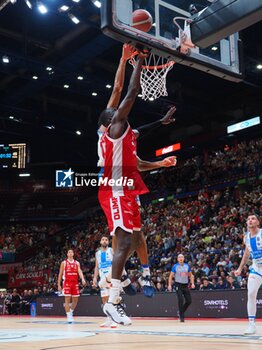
[6,182,260,299]
[0,224,60,252]
[0,138,261,309]
[144,138,262,194]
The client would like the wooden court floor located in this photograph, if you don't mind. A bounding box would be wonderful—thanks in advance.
[0,316,261,350]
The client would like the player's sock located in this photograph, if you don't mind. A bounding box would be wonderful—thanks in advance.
[69,308,74,314]
[248,316,255,324]
[108,279,121,304]
[141,264,150,277]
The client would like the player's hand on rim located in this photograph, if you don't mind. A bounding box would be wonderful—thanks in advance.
[122,43,136,61]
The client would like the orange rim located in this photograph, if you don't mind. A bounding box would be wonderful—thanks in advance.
[130,51,175,70]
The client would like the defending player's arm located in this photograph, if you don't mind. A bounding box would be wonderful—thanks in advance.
[106,44,134,110]
[168,271,175,292]
[57,262,65,292]
[235,244,250,276]
[78,263,86,287]
[137,155,177,172]
[92,257,99,287]
[134,106,176,139]
[189,271,195,289]
[109,52,146,139]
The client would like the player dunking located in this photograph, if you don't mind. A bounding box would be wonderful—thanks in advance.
[97,43,176,298]
[92,236,117,328]
[58,249,86,323]
[98,51,149,325]
[235,214,262,335]
[98,50,176,325]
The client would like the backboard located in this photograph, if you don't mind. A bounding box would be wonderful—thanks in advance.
[101,0,243,82]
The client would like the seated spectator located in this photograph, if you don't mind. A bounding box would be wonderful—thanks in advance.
[6,289,21,315]
[200,278,214,290]
[216,277,227,289]
[19,290,32,315]
[226,276,239,289]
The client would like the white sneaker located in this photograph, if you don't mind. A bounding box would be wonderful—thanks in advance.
[67,313,74,324]
[110,321,118,328]
[100,317,118,328]
[103,302,132,326]
[100,317,112,327]
[244,323,256,335]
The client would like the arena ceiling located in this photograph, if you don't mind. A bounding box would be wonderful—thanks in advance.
[0,0,261,167]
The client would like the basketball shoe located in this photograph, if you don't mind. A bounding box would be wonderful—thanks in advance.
[103,301,131,326]
[244,323,256,335]
[67,311,74,324]
[100,316,118,328]
[138,275,155,297]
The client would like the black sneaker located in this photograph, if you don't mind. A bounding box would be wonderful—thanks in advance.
[121,275,137,296]
[177,311,185,322]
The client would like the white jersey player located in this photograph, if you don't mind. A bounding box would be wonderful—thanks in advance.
[235,214,262,335]
[92,236,117,328]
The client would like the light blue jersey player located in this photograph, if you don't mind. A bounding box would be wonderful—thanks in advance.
[235,214,262,335]
[92,236,116,328]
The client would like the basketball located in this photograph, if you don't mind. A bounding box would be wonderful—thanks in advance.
[132,9,153,33]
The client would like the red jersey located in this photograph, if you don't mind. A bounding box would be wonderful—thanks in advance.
[63,259,79,283]
[99,124,148,198]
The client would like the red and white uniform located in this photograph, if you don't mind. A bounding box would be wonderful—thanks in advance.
[63,259,80,297]
[98,124,148,235]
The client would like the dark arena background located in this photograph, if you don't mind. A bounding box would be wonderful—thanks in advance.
[0,1,262,349]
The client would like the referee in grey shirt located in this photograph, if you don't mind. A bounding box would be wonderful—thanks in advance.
[168,254,195,322]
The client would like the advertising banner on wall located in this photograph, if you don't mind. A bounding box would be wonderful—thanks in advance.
[37,290,262,318]
[8,269,50,288]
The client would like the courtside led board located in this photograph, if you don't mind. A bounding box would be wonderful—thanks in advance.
[101,0,243,82]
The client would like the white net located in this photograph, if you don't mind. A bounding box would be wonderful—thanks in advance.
[129,53,174,101]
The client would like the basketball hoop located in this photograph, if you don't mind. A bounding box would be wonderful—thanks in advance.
[129,52,175,101]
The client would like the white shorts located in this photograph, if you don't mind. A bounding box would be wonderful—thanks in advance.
[250,262,262,277]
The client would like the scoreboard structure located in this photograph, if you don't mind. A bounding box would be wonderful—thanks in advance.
[0,143,27,169]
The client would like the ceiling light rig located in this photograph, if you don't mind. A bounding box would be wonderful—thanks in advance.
[24,0,32,9]
[91,0,101,8]
[37,1,48,14]
[68,13,80,24]
[18,1,82,25]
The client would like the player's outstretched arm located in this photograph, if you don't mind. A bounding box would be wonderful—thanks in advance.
[134,105,176,139]
[137,155,177,172]
[57,262,64,292]
[109,52,146,139]
[107,44,135,109]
